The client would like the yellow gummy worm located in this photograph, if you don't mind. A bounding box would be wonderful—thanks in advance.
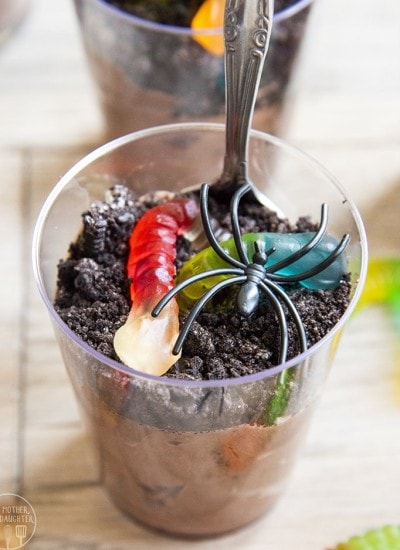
[191,0,224,56]
[357,257,400,309]
[356,257,400,400]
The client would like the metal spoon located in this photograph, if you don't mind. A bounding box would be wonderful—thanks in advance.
[209,0,275,204]
[187,0,281,248]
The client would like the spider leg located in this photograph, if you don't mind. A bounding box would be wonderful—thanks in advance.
[151,267,243,316]
[267,233,350,284]
[266,203,329,274]
[230,182,253,265]
[172,275,247,355]
[257,281,289,364]
[200,184,245,269]
[260,279,308,355]
[261,280,307,406]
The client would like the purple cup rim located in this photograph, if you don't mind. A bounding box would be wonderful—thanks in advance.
[32,122,368,389]
[86,0,315,36]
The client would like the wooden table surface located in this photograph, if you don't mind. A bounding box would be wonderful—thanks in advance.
[1,0,399,548]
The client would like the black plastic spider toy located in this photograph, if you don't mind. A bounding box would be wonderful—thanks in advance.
[152,183,350,364]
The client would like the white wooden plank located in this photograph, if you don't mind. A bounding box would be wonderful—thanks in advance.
[0,151,23,492]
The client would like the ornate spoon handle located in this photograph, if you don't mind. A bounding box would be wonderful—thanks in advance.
[223,0,273,186]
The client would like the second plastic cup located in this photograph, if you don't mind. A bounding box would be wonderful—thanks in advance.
[33,123,367,537]
[73,0,315,138]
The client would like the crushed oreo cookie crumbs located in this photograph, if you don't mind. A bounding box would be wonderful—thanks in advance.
[54,184,351,379]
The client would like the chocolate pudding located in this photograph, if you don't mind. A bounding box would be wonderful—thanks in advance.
[92,388,314,536]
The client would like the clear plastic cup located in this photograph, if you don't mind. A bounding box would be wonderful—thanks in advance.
[32,123,367,537]
[0,0,29,44]
[73,0,314,138]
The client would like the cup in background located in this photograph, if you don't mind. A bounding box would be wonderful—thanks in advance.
[0,0,29,44]
[73,0,314,139]
[33,123,367,537]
